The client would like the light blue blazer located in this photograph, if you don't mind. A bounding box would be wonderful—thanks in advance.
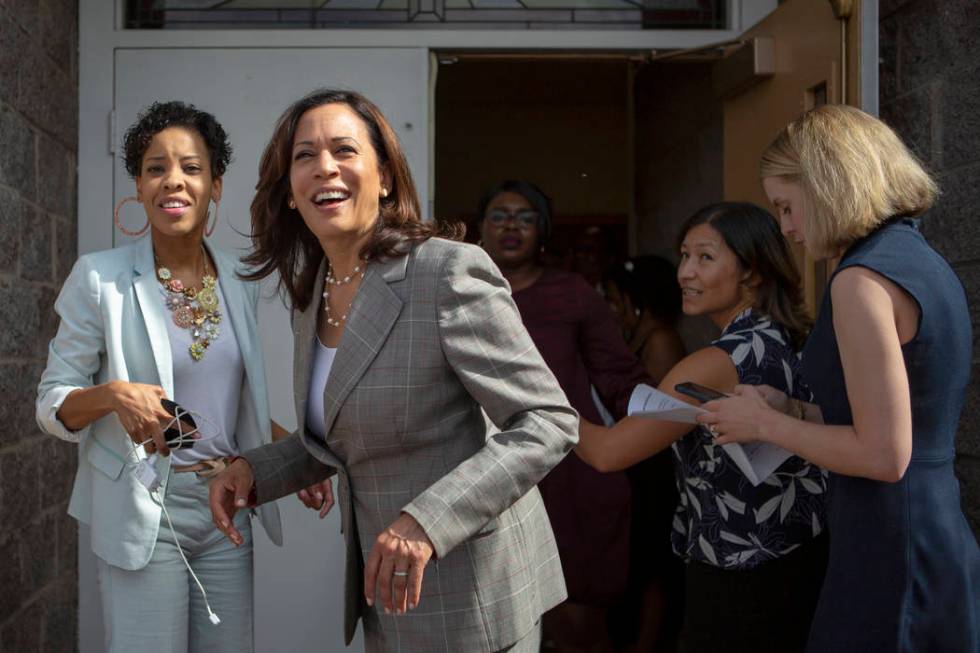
[36,236,282,570]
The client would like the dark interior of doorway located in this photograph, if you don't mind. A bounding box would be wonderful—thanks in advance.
[434,57,632,278]
[434,55,724,350]
[434,55,723,267]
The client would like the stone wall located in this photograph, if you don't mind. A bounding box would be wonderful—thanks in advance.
[0,0,79,650]
[879,0,980,538]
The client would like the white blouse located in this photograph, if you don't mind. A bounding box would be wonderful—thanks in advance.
[305,338,337,440]
[164,280,243,465]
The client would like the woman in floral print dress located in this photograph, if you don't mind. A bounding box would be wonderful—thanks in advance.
[576,202,827,652]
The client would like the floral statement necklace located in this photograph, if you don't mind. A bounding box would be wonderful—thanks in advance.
[156,247,221,361]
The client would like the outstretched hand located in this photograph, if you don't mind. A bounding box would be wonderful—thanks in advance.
[209,458,255,547]
[364,513,434,615]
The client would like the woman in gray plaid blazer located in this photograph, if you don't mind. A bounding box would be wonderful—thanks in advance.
[208,89,579,652]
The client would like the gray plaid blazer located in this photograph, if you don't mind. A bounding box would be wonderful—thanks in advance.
[242,238,578,652]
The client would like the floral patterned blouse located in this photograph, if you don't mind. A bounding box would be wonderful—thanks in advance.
[670,309,827,570]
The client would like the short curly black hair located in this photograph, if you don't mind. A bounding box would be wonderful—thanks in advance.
[122,101,233,179]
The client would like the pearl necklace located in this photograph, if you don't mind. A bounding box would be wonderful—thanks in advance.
[325,262,364,286]
[322,261,366,328]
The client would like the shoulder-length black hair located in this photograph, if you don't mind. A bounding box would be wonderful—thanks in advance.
[677,202,811,349]
[242,88,461,311]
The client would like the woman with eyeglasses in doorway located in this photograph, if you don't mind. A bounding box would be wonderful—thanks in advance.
[478,180,655,653]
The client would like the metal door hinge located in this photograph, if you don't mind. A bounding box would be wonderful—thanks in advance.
[108,110,117,155]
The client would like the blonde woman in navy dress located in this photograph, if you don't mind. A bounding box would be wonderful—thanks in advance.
[701,105,979,652]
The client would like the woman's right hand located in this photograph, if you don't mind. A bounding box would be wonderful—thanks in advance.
[108,380,174,455]
[209,457,256,547]
[748,384,792,415]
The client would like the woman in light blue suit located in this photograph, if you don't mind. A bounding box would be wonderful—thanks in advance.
[36,102,282,653]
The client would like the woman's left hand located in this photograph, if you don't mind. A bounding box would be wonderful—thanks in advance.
[364,513,434,615]
[697,385,778,445]
[296,478,335,519]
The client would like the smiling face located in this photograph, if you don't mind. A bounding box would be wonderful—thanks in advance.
[135,126,221,239]
[479,191,541,268]
[288,103,390,249]
[763,176,806,246]
[677,222,750,327]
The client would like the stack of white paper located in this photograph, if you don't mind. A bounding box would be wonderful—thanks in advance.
[627,384,793,486]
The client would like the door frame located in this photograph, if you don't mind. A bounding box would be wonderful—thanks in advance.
[75,2,878,651]
[79,0,782,255]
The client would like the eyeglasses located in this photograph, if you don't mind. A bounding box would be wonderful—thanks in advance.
[485,209,539,229]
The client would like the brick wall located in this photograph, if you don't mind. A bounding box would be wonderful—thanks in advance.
[0,0,79,650]
[879,0,980,539]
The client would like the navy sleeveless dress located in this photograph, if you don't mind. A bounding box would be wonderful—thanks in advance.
[802,218,980,652]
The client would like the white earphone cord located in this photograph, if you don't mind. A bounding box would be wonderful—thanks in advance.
[128,407,223,626]
[159,498,221,624]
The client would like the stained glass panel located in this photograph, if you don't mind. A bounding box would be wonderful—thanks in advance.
[125,0,726,29]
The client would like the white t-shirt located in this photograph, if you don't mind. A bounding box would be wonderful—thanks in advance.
[164,280,244,465]
[305,337,337,440]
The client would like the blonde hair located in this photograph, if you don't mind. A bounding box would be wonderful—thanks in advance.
[760,105,938,257]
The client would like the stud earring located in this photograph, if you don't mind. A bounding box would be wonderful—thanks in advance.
[380,188,389,198]
[114,196,149,237]
[288,197,296,209]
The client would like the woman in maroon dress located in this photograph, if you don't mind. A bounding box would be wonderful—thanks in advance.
[477,180,654,652]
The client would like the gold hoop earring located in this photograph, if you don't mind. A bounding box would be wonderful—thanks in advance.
[114,196,148,237]
[205,199,220,237]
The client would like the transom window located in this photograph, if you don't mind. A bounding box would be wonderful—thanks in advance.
[125,0,728,30]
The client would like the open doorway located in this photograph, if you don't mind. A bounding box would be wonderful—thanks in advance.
[434,56,635,282]
[434,54,724,351]
[434,0,860,333]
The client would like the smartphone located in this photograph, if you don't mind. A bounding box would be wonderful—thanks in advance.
[161,398,197,449]
[674,382,728,403]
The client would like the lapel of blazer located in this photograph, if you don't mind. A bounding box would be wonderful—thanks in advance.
[208,243,268,446]
[131,236,174,398]
[319,253,407,440]
[292,257,326,438]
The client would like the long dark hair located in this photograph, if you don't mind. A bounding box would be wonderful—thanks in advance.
[242,89,462,311]
[677,202,811,349]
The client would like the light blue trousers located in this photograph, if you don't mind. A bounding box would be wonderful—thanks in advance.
[97,471,253,653]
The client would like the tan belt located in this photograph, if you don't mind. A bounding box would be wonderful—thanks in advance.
[172,457,231,478]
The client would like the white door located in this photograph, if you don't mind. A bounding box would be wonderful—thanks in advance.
[86,46,429,653]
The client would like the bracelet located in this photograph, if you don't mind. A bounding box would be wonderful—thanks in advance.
[228,455,258,507]
[792,398,806,421]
